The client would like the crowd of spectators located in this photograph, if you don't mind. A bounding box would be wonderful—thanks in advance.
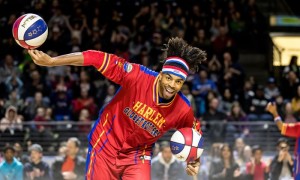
[0,137,295,179]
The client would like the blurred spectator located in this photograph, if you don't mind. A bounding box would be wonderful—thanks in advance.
[209,143,241,180]
[203,98,227,142]
[103,84,116,106]
[264,77,280,100]
[23,70,50,98]
[234,138,246,166]
[283,55,300,78]
[227,102,249,138]
[207,55,222,84]
[13,142,29,165]
[51,137,85,180]
[4,73,24,97]
[0,106,23,146]
[181,83,197,116]
[24,91,49,121]
[4,90,25,113]
[245,145,269,180]
[72,88,97,120]
[151,141,186,180]
[281,71,299,100]
[240,145,252,173]
[219,51,244,95]
[0,145,23,180]
[269,138,293,180]
[78,108,91,134]
[283,102,298,123]
[0,54,20,84]
[220,88,234,114]
[247,85,272,121]
[51,86,72,121]
[24,144,52,180]
[192,69,217,116]
[291,85,300,116]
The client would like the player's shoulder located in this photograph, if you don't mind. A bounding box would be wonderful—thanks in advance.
[139,65,159,77]
[177,91,191,107]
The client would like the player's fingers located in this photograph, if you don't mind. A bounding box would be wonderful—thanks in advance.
[186,167,196,176]
[187,164,197,174]
[28,50,38,61]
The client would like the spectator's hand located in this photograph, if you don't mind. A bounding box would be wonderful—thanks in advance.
[186,160,200,176]
[233,168,241,177]
[62,171,77,180]
[28,50,54,67]
[266,102,278,116]
[278,149,285,162]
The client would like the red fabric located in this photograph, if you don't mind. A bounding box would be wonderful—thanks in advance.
[61,156,75,172]
[86,151,150,180]
[246,161,267,180]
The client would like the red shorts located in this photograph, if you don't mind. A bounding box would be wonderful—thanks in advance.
[86,149,151,180]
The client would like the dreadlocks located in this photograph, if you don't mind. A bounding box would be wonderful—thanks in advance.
[162,37,207,72]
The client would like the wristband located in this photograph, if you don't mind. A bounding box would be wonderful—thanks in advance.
[274,116,282,122]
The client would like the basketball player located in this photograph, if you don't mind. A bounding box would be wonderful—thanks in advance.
[27,37,206,180]
[266,102,300,179]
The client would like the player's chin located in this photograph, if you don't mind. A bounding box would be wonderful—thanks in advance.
[163,91,175,100]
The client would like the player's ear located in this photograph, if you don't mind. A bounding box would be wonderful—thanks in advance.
[158,72,163,80]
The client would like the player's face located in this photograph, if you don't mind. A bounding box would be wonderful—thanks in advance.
[158,73,184,100]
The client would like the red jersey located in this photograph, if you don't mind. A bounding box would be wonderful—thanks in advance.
[281,123,300,178]
[83,50,200,166]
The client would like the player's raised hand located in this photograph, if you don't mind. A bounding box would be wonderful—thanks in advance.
[28,50,54,67]
[266,102,278,116]
[186,160,200,176]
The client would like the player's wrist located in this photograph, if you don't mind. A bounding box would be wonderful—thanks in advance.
[274,115,282,123]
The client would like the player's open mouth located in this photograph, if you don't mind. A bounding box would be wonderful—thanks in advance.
[165,87,175,95]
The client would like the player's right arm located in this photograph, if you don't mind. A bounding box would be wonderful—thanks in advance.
[28,50,84,66]
[28,50,143,86]
[267,102,300,137]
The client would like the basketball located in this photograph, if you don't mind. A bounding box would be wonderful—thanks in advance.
[12,13,48,49]
[170,128,204,162]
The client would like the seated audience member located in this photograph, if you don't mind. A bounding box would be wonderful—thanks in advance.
[24,144,52,180]
[0,145,23,180]
[209,143,241,180]
[52,137,85,180]
[245,145,269,180]
[269,138,293,180]
[151,141,187,180]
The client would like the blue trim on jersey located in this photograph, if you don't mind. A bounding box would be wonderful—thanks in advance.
[140,65,158,77]
[85,144,92,174]
[178,91,191,107]
[135,146,139,164]
[88,87,122,141]
[163,70,186,80]
[24,19,47,40]
[97,115,116,153]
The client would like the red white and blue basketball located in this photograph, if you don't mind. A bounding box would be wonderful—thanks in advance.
[12,13,48,49]
[170,128,204,162]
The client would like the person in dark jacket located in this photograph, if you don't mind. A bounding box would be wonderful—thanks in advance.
[151,141,186,180]
[24,144,52,180]
[51,137,85,180]
[269,138,293,180]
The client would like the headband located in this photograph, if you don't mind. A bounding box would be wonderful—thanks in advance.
[162,57,189,80]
